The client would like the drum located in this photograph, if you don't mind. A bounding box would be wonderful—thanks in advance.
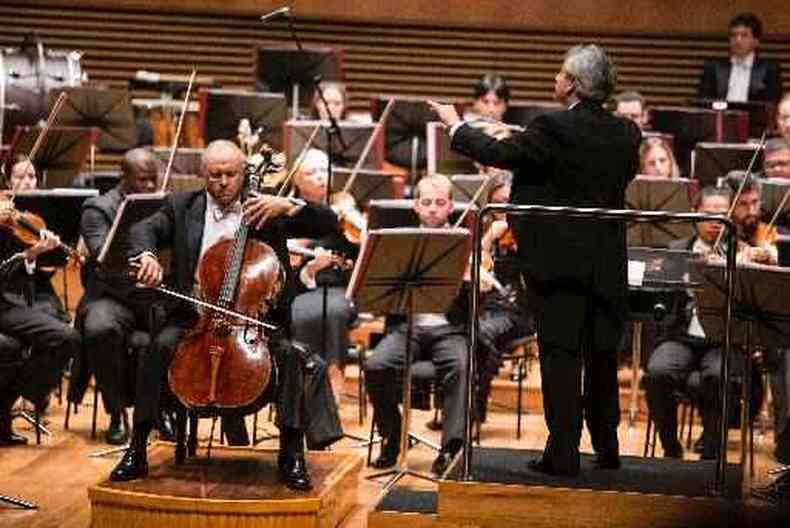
[0,42,84,141]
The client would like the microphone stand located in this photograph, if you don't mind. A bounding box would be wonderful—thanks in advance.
[280,11,369,445]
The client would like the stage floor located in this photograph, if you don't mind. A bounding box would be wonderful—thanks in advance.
[0,372,786,527]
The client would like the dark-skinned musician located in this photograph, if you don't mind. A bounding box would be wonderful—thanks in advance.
[78,148,172,445]
[1,163,80,446]
[110,140,342,490]
[431,44,641,476]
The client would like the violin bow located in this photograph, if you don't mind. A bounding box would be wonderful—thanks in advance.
[276,124,321,197]
[8,91,69,201]
[160,68,197,192]
[340,97,395,195]
[712,130,768,254]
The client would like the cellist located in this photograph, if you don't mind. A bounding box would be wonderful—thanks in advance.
[110,140,343,491]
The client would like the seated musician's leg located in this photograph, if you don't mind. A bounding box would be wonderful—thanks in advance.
[81,297,136,445]
[364,325,408,468]
[698,345,722,460]
[430,325,468,475]
[110,324,188,482]
[770,349,790,464]
[0,333,26,446]
[291,287,356,402]
[645,340,695,458]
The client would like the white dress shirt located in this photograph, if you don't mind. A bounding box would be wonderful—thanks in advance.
[726,52,754,102]
[198,193,243,268]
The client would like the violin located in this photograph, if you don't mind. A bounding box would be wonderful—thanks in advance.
[330,191,367,245]
[287,241,353,271]
[0,192,83,264]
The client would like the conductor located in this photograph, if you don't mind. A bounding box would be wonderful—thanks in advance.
[430,44,641,476]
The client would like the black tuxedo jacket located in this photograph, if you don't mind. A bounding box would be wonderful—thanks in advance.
[452,100,641,351]
[0,236,65,315]
[698,57,783,103]
[128,190,338,331]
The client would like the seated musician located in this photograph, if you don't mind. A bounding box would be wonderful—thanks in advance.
[289,149,358,403]
[725,172,778,264]
[364,174,468,475]
[645,186,731,459]
[465,73,510,123]
[8,158,38,191]
[778,93,790,140]
[110,140,342,491]
[312,81,347,121]
[0,165,80,445]
[475,173,535,423]
[78,148,174,445]
[763,138,790,181]
[639,137,680,179]
[612,91,649,131]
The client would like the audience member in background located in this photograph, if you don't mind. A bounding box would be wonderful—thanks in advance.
[467,73,510,123]
[778,93,790,139]
[639,137,680,178]
[312,81,347,121]
[763,138,790,180]
[7,159,38,191]
[613,91,649,130]
[698,12,782,103]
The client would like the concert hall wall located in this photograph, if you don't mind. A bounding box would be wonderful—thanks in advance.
[2,1,789,115]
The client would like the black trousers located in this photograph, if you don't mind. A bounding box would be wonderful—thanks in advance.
[537,327,620,475]
[364,322,468,449]
[132,320,343,451]
[0,301,79,410]
[645,338,721,454]
[79,296,153,415]
[291,286,356,367]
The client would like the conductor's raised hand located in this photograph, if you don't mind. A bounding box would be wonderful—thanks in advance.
[243,193,299,230]
[427,100,461,128]
[133,253,163,287]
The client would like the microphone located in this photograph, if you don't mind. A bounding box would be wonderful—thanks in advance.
[260,6,290,22]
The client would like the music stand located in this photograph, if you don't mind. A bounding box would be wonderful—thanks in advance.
[330,167,395,208]
[651,106,749,176]
[152,146,203,177]
[695,262,790,494]
[367,199,476,231]
[759,178,790,228]
[9,125,93,188]
[690,99,776,140]
[284,119,383,169]
[255,44,343,116]
[49,87,137,152]
[501,100,563,127]
[642,130,675,153]
[691,142,763,188]
[449,174,490,207]
[199,89,288,151]
[347,227,470,491]
[13,189,97,247]
[624,175,696,247]
[97,192,166,271]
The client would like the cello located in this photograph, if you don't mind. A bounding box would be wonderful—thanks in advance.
[167,166,284,415]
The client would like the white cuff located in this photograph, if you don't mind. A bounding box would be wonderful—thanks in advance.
[299,264,317,290]
[23,255,36,274]
[448,121,466,138]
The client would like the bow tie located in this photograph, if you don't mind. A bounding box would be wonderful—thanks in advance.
[213,202,242,221]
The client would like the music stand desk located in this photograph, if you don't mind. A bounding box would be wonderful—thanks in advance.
[97,192,166,271]
[13,189,98,247]
[284,119,383,170]
[625,175,696,247]
[330,167,396,208]
[347,227,470,491]
[695,261,790,496]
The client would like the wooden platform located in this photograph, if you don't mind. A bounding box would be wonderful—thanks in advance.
[369,447,790,528]
[89,443,361,528]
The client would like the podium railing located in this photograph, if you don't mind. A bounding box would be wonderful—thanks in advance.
[466,205,738,496]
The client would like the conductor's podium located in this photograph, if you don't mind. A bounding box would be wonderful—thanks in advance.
[367,447,789,528]
[89,443,361,528]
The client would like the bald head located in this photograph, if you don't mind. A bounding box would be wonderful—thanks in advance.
[121,148,161,194]
[203,140,246,207]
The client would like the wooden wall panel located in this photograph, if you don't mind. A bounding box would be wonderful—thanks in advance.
[15,0,790,35]
[0,3,787,123]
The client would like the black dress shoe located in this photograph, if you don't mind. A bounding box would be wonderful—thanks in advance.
[371,449,399,469]
[662,439,684,459]
[527,457,579,476]
[110,448,149,482]
[278,454,312,491]
[431,448,458,476]
[593,453,621,469]
[0,431,28,447]
[106,413,129,446]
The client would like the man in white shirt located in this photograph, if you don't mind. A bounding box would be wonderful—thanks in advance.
[698,13,782,103]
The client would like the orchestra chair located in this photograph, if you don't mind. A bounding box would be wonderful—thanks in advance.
[494,334,539,441]
[366,358,442,466]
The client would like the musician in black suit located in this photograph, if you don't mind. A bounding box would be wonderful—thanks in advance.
[0,196,79,445]
[698,13,782,104]
[431,44,641,476]
[109,140,343,490]
[645,186,731,460]
[78,148,164,445]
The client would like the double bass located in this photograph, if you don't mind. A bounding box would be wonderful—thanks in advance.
[167,166,284,415]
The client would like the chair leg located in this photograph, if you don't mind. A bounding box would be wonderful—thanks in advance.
[90,382,99,440]
[516,356,524,440]
[686,403,695,450]
[367,412,377,467]
[34,406,41,445]
[358,349,366,426]
[187,411,198,457]
[678,402,687,444]
[252,411,259,445]
[64,399,72,430]
[175,407,187,465]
